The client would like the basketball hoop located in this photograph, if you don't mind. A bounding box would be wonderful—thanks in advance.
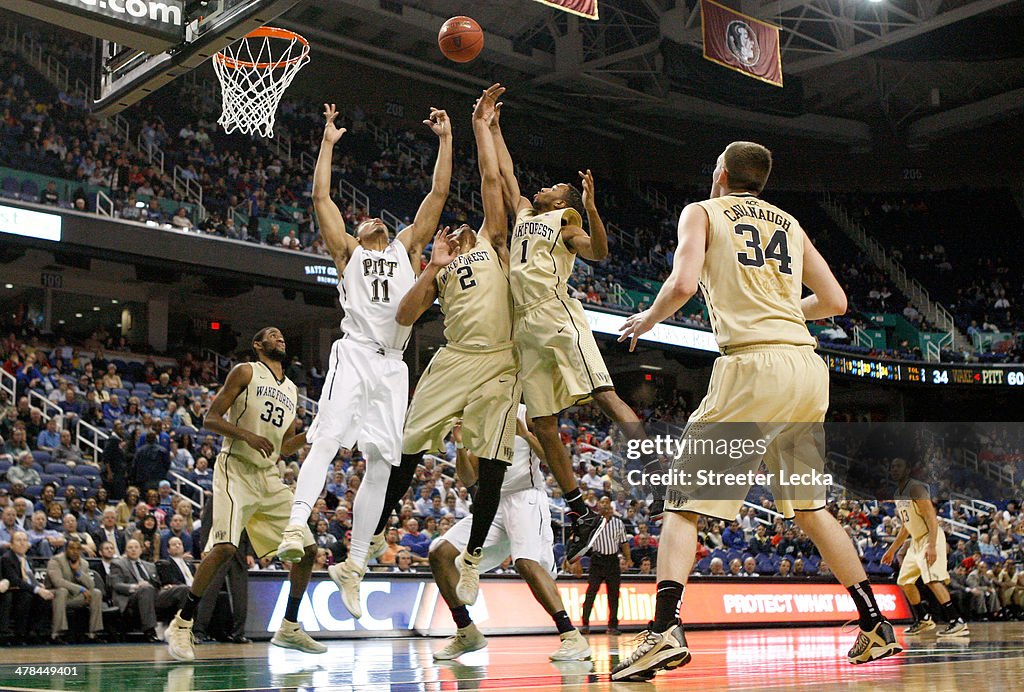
[213,27,310,138]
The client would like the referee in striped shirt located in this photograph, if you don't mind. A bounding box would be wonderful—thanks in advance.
[581,496,631,635]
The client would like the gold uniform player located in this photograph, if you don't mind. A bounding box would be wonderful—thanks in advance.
[166,327,324,662]
[614,142,902,681]
[882,457,968,637]
[379,85,520,608]
[490,85,655,561]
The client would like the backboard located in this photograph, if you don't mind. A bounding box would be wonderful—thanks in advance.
[94,0,301,115]
[2,0,301,115]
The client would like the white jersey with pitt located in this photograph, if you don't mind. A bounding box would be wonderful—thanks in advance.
[895,478,931,540]
[339,240,416,351]
[501,404,546,496]
[222,362,297,470]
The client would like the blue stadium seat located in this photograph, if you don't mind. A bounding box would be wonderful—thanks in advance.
[64,476,90,489]
[45,462,71,477]
[553,543,565,565]
[74,465,100,480]
[32,451,52,466]
[25,484,42,499]
[112,388,131,401]
[1,177,18,198]
[0,460,10,476]
[133,383,152,396]
[696,556,711,573]
[20,179,38,199]
[38,474,61,487]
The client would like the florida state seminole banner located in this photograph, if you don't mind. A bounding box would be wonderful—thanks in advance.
[531,0,599,20]
[701,0,783,87]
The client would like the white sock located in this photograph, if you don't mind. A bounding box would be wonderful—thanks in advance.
[288,439,338,525]
[348,458,392,569]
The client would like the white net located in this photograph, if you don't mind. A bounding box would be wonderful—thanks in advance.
[213,28,310,139]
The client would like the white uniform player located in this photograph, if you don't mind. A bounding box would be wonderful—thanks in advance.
[306,240,415,466]
[429,402,591,662]
[278,102,453,606]
[436,405,554,575]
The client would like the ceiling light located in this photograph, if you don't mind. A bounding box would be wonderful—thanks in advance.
[640,364,663,371]
[58,319,66,325]
[92,306,101,311]
[3,284,12,289]
[111,299,119,304]
[75,313,83,318]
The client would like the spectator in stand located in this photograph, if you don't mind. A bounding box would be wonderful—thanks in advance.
[102,364,122,390]
[46,537,104,643]
[26,510,66,558]
[742,556,760,577]
[722,520,746,550]
[160,513,193,560]
[133,432,170,492]
[708,557,726,576]
[133,513,161,563]
[103,394,125,423]
[39,181,60,205]
[93,508,126,557]
[151,373,173,400]
[400,518,431,562]
[748,524,773,555]
[778,558,793,577]
[281,229,300,250]
[102,420,130,499]
[6,451,40,487]
[35,417,61,453]
[1,531,56,643]
[171,208,193,230]
[63,513,97,557]
[53,429,84,466]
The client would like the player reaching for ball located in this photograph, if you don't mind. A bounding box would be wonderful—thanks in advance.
[612,142,901,681]
[372,85,519,610]
[488,84,662,563]
[276,102,452,619]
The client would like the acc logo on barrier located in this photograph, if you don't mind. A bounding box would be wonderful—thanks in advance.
[263,578,424,632]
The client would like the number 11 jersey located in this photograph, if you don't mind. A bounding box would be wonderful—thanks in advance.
[695,193,816,351]
[339,240,416,352]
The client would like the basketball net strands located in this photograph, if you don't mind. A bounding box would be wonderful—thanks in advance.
[213,26,309,138]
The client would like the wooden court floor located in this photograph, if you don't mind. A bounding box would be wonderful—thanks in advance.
[0,622,1021,691]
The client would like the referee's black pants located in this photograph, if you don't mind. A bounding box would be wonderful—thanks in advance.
[582,553,621,629]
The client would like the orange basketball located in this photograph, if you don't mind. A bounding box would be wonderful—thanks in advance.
[438,16,484,63]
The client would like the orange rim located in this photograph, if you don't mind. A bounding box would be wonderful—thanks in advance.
[214,26,309,70]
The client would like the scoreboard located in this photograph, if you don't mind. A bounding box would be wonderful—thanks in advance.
[823,351,1024,387]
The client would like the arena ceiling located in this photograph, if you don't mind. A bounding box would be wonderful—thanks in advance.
[280,0,1024,148]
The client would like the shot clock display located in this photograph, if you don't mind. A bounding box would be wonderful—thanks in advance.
[822,351,1024,387]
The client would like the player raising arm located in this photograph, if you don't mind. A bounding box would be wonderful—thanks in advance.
[363,85,522,615]
[278,103,451,620]
[488,85,661,563]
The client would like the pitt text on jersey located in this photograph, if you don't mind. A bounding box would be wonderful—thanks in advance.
[722,200,792,231]
[363,257,400,278]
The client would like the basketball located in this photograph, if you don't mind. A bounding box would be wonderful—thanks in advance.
[438,16,483,63]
